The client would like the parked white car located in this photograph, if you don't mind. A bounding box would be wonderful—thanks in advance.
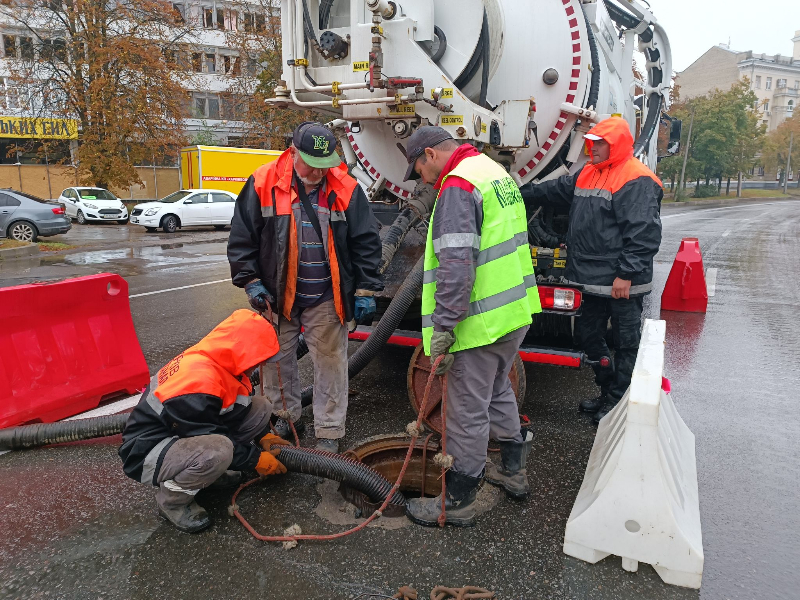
[58,187,129,224]
[129,189,238,233]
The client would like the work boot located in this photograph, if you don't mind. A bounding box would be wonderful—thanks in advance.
[485,430,533,500]
[405,469,482,527]
[209,470,243,489]
[314,438,339,453]
[156,482,211,533]
[579,393,607,414]
[593,398,620,425]
[273,417,305,440]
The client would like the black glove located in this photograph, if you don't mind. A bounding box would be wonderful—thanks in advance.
[244,280,275,313]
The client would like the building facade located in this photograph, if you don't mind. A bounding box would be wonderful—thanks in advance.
[677,30,800,132]
[0,0,265,167]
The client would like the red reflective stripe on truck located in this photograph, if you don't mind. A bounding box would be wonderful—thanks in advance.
[518,350,582,368]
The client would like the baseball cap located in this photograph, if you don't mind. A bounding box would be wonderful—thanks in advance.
[403,126,455,181]
[584,133,604,141]
[292,122,342,169]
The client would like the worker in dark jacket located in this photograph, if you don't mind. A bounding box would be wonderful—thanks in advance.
[119,310,292,533]
[227,122,383,453]
[521,117,663,423]
[401,127,541,527]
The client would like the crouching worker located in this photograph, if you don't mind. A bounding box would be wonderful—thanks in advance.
[119,309,292,533]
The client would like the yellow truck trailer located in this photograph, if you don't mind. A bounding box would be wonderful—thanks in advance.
[179,146,283,195]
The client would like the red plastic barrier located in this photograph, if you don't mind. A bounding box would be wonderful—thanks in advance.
[0,274,149,428]
[660,238,708,313]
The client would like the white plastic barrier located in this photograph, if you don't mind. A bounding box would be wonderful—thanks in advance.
[563,319,704,589]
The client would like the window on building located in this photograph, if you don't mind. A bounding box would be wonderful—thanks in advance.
[221,55,241,76]
[777,78,787,88]
[795,80,800,90]
[193,93,222,119]
[191,52,202,72]
[755,75,761,89]
[766,77,772,90]
[256,14,266,31]
[207,96,220,118]
[3,35,15,58]
[790,100,795,114]
[243,12,265,32]
[204,7,215,28]
[172,3,185,23]
[19,37,33,60]
[204,53,216,73]
[763,101,769,112]
[194,96,206,118]
[217,8,225,30]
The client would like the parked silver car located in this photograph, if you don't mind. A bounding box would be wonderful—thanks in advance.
[0,189,71,242]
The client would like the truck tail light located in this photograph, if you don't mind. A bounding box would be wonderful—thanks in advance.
[51,206,65,215]
[538,286,582,311]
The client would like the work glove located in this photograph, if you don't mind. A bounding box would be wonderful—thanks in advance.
[354,295,377,325]
[244,280,275,313]
[259,433,293,454]
[429,330,456,376]
[255,451,287,477]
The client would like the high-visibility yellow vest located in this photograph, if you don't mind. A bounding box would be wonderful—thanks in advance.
[422,154,541,354]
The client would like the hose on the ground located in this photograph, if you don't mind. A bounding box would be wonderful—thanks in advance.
[276,445,406,506]
[0,414,129,451]
[300,254,425,406]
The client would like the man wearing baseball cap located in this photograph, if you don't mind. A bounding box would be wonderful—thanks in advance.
[402,126,541,527]
[521,117,663,424]
[228,121,383,453]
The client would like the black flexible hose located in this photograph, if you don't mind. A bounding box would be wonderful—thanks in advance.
[478,13,490,108]
[431,25,447,63]
[319,0,335,29]
[454,10,487,90]
[603,1,653,43]
[276,445,406,506]
[300,254,425,406]
[0,414,129,451]
[583,9,601,109]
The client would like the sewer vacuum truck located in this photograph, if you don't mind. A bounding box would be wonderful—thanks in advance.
[269,0,674,420]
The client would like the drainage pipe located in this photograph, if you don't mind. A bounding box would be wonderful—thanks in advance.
[0,414,129,451]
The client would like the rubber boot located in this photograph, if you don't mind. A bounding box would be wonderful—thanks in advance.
[405,469,482,527]
[579,393,607,414]
[485,430,533,500]
[593,397,620,425]
[156,482,211,533]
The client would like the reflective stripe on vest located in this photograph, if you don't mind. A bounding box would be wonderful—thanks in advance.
[422,154,541,355]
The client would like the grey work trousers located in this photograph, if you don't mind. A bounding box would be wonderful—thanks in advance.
[262,298,349,439]
[155,395,272,507]
[445,326,528,478]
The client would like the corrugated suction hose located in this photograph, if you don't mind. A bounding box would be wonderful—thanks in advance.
[0,414,129,451]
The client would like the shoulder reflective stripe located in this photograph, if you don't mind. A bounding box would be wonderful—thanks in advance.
[432,233,481,253]
[162,479,200,495]
[221,394,252,415]
[476,232,529,267]
[330,210,347,222]
[261,205,275,217]
[140,436,177,485]
[524,273,538,288]
[423,269,437,284]
[574,188,613,201]
[145,386,164,416]
[576,282,653,295]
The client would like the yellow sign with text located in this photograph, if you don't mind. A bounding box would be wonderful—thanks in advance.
[0,116,78,140]
[352,61,370,72]
[440,115,464,126]
[389,105,416,117]
[432,88,454,99]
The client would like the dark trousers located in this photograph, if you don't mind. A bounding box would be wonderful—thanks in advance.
[576,294,644,403]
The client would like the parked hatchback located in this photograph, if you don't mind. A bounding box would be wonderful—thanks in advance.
[0,189,70,242]
[130,189,238,233]
[58,187,129,224]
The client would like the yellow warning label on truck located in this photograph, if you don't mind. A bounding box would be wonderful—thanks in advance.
[554,259,567,269]
[432,88,454,99]
[481,122,487,133]
[531,258,538,267]
[389,105,416,117]
[441,115,464,126]
[352,61,369,72]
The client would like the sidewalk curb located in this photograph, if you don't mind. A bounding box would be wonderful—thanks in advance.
[0,243,40,260]
[662,196,797,210]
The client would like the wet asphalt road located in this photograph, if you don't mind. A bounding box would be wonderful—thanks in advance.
[1,200,799,600]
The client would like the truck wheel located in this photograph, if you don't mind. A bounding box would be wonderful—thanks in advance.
[406,343,527,434]
[161,215,178,233]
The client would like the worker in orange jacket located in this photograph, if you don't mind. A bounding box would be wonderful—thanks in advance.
[119,310,292,533]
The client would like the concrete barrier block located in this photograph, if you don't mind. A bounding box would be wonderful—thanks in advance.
[563,319,704,589]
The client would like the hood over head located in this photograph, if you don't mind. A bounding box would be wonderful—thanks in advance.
[191,309,279,376]
[584,117,635,170]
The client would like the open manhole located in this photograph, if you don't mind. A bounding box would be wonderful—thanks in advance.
[339,433,442,518]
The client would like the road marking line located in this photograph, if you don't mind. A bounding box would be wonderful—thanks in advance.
[661,201,797,220]
[63,394,142,420]
[706,268,718,297]
[722,230,731,237]
[130,279,231,298]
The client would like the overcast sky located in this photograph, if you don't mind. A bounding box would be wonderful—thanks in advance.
[645,0,800,71]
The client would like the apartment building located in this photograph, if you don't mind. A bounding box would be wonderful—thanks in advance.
[0,0,267,165]
[676,30,800,131]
